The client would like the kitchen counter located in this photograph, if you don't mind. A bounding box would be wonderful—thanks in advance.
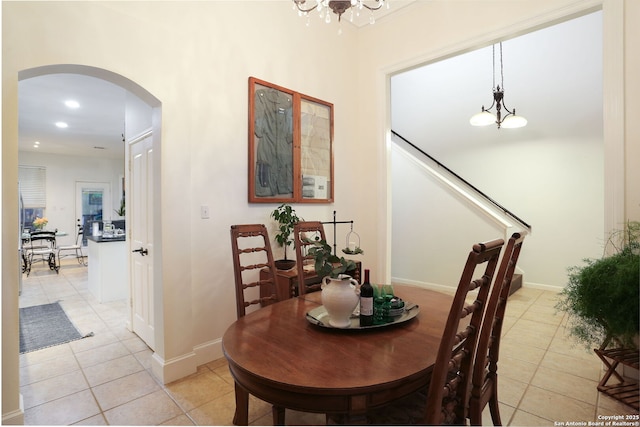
[87,236,127,302]
[87,234,126,243]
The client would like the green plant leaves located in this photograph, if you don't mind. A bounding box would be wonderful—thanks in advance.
[306,238,356,279]
[556,221,640,350]
[270,203,301,259]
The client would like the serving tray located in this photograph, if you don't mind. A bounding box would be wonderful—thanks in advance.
[305,303,420,330]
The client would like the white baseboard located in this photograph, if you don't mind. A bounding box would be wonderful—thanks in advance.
[2,394,24,425]
[522,281,564,292]
[149,340,224,384]
[391,277,456,295]
[150,351,197,384]
[392,276,564,294]
[193,338,224,367]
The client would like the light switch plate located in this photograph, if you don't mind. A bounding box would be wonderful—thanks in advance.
[201,205,210,219]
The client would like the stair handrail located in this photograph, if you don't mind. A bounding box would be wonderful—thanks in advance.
[392,130,532,232]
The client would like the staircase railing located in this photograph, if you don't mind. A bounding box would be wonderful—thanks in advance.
[392,130,532,233]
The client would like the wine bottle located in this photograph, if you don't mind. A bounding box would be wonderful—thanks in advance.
[359,269,374,327]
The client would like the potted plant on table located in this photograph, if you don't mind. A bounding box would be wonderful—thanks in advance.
[556,221,640,351]
[33,217,48,230]
[270,203,301,270]
[306,237,357,279]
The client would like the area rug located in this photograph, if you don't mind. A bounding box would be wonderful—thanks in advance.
[19,302,92,353]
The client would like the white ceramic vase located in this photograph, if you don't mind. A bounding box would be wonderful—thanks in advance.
[321,274,360,328]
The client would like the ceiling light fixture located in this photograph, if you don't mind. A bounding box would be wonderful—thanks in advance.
[65,100,80,109]
[470,42,527,129]
[55,122,68,128]
[293,0,389,30]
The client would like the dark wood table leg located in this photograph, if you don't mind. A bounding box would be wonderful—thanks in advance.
[233,383,249,425]
[272,405,285,425]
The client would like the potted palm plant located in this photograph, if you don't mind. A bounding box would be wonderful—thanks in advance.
[270,203,301,270]
[114,198,125,217]
[556,221,640,350]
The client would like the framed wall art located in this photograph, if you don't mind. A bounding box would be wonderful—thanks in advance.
[248,77,334,203]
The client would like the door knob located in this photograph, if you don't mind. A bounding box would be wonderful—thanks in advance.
[132,247,148,256]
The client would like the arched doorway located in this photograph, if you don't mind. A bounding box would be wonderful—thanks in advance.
[18,64,163,353]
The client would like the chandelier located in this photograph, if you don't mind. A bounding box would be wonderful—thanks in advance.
[469,43,527,129]
[292,0,389,26]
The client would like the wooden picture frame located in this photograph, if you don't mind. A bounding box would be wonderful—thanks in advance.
[248,77,334,203]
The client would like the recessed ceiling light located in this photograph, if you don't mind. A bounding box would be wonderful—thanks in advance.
[34,141,40,145]
[33,144,39,148]
[65,100,80,109]
[55,122,68,128]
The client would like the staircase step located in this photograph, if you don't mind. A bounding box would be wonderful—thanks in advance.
[509,273,523,296]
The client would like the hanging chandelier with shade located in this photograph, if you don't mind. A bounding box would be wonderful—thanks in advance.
[470,42,527,129]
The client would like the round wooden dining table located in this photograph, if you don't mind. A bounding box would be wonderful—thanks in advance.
[222,284,453,425]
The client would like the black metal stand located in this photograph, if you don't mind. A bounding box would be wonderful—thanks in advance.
[321,210,353,255]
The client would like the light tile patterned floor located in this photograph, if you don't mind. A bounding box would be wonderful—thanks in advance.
[18,259,639,425]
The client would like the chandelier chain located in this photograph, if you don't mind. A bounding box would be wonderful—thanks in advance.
[492,42,506,91]
[492,44,496,90]
[500,42,504,90]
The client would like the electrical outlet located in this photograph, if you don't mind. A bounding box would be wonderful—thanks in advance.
[201,205,210,219]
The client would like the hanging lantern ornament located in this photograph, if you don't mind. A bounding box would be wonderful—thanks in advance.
[470,42,527,129]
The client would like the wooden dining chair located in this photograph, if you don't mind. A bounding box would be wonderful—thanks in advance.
[363,238,504,425]
[423,238,504,425]
[292,221,327,296]
[230,224,284,319]
[229,224,286,425]
[469,232,525,426]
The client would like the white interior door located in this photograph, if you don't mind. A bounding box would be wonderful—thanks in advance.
[129,132,155,349]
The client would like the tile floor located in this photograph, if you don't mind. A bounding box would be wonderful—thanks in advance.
[18,258,639,425]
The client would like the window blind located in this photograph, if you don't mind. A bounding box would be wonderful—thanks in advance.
[18,166,46,208]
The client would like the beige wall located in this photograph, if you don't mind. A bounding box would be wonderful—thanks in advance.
[3,0,637,422]
[625,0,640,220]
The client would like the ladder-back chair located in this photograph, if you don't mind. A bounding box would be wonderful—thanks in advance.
[292,221,327,296]
[423,238,504,425]
[469,232,525,425]
[229,223,287,425]
[230,224,283,318]
[363,238,504,425]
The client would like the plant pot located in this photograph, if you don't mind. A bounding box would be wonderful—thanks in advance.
[275,259,296,270]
